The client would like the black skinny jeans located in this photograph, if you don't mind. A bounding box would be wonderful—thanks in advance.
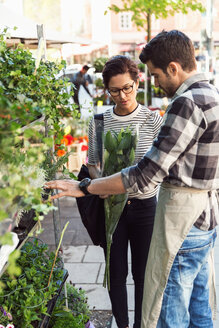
[102,196,157,328]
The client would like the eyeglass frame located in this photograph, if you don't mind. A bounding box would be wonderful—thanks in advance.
[107,81,135,97]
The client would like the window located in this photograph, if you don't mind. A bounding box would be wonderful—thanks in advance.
[119,12,132,30]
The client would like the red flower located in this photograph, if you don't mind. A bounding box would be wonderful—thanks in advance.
[81,145,88,151]
[65,134,74,145]
[60,134,74,146]
[78,137,84,143]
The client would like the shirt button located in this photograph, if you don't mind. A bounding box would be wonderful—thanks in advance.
[127,200,131,205]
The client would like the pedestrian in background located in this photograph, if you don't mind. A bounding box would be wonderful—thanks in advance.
[71,64,93,111]
[87,55,163,328]
[46,30,219,328]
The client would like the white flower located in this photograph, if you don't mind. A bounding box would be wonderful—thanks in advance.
[6,324,15,328]
[0,325,5,328]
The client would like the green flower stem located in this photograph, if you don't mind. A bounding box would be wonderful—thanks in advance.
[47,221,69,287]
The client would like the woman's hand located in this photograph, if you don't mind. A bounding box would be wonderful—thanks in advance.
[44,179,84,200]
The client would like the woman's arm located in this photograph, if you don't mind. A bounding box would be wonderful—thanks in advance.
[87,163,101,179]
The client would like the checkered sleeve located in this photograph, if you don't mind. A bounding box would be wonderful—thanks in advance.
[121,97,207,194]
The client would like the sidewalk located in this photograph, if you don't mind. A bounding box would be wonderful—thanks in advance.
[40,196,219,328]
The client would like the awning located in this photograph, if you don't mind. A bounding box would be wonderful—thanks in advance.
[0,4,92,47]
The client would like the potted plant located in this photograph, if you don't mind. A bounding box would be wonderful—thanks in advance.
[0,238,68,328]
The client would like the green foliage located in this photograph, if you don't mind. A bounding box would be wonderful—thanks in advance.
[49,282,91,327]
[103,127,137,289]
[62,282,90,319]
[0,238,65,328]
[152,85,166,98]
[93,57,108,73]
[51,311,85,328]
[103,127,137,175]
[136,91,145,105]
[94,77,104,88]
[138,62,145,72]
[0,27,78,277]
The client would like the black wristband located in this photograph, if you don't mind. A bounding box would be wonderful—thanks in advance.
[79,178,91,195]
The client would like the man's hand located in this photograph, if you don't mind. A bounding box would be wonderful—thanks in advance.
[45,179,84,200]
[45,172,126,200]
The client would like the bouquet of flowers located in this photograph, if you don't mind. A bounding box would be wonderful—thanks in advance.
[102,126,137,290]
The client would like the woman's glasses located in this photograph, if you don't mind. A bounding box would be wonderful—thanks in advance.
[108,81,135,97]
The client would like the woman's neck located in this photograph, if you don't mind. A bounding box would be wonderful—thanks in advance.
[114,102,138,116]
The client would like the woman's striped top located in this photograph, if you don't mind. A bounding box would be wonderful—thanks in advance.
[88,104,163,199]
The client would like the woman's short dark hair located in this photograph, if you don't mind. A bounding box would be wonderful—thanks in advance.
[139,30,196,73]
[102,55,139,89]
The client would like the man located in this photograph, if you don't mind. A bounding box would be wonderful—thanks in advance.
[46,30,219,327]
[71,64,93,111]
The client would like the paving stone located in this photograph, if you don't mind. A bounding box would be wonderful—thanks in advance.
[65,262,101,284]
[127,284,134,310]
[74,283,112,310]
[97,263,105,285]
[39,228,56,245]
[83,245,105,263]
[63,245,87,262]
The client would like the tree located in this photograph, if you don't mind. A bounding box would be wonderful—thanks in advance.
[107,0,205,104]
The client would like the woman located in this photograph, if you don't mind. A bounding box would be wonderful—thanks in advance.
[87,55,163,328]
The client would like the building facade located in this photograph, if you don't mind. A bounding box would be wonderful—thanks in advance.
[109,0,219,65]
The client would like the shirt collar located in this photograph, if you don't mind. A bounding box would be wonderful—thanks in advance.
[172,73,209,100]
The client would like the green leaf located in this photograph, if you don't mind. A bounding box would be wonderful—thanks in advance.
[104,130,117,152]
[129,147,135,164]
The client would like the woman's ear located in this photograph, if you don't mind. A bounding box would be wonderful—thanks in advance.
[136,78,140,89]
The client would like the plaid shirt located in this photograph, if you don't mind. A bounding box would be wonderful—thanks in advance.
[121,73,219,230]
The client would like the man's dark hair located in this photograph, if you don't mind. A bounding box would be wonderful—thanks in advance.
[102,55,139,89]
[139,30,196,73]
[82,65,90,71]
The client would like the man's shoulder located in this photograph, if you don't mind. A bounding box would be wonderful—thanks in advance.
[179,81,219,106]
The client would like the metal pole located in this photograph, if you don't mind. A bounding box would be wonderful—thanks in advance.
[37,24,47,61]
[52,197,62,250]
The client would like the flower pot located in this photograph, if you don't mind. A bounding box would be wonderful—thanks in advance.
[12,227,27,242]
